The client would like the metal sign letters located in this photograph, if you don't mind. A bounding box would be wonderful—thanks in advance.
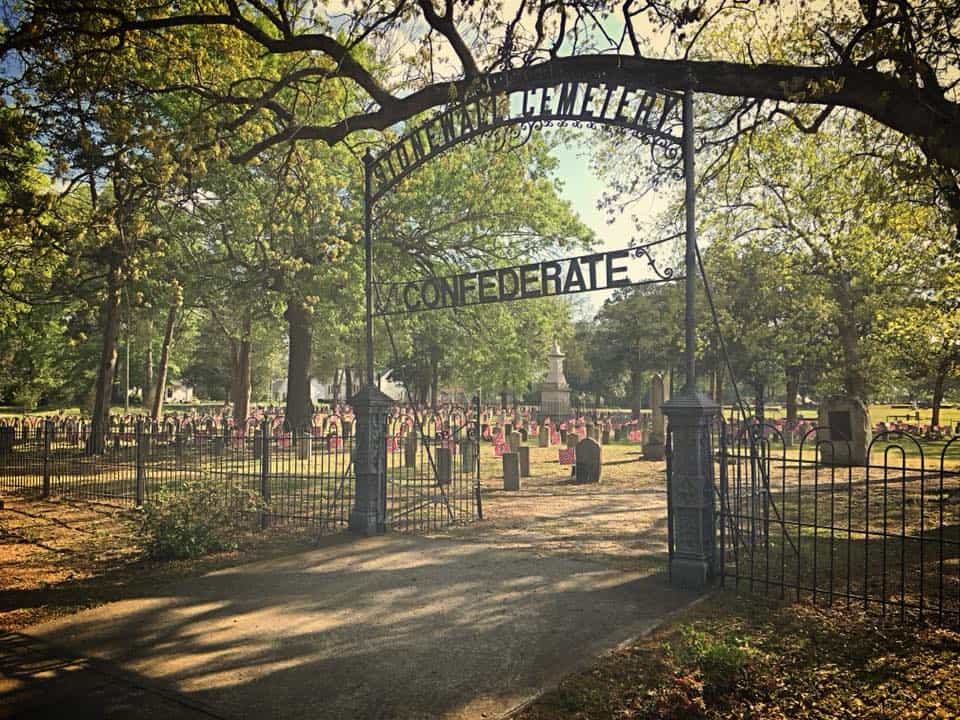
[368,83,683,202]
[372,241,679,317]
[362,80,696,391]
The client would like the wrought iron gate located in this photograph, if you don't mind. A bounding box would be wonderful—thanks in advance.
[383,398,481,532]
[714,418,960,626]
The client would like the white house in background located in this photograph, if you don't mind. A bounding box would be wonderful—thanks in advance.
[165,379,194,403]
[377,370,407,402]
[269,370,408,404]
[270,377,327,403]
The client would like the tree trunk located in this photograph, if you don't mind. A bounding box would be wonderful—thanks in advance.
[630,367,642,419]
[754,382,765,422]
[785,365,800,424]
[344,367,353,402]
[833,284,868,401]
[331,368,341,404]
[284,300,313,430]
[715,366,724,405]
[430,354,440,410]
[229,312,253,422]
[931,359,949,428]
[151,299,180,421]
[86,261,123,454]
[141,317,154,412]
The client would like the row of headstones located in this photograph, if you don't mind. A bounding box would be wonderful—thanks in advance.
[499,420,635,447]
[502,432,603,491]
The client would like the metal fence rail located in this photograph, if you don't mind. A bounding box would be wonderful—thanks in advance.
[0,419,354,532]
[715,420,960,627]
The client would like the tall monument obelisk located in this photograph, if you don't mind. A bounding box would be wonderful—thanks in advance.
[540,340,571,421]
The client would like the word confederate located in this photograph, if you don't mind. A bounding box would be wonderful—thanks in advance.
[374,248,648,316]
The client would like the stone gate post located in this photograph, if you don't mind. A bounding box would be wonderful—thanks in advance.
[349,384,394,535]
[663,391,719,590]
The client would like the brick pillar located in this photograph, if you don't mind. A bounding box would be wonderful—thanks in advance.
[349,384,394,536]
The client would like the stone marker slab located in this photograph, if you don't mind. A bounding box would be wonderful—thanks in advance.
[818,396,871,466]
[518,446,530,477]
[503,452,520,491]
[435,447,453,485]
[405,434,418,467]
[538,427,549,448]
[575,437,602,484]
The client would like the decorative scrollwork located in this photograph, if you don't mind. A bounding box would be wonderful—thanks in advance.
[632,244,676,282]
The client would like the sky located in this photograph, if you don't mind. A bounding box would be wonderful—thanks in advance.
[548,131,670,318]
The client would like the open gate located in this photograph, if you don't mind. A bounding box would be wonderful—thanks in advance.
[709,417,960,626]
[383,398,482,532]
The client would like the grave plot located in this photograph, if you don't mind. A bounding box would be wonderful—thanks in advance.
[441,441,669,575]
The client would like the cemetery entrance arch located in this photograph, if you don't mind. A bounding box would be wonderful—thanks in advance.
[355,77,713,588]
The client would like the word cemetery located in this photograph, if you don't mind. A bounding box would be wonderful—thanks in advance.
[368,83,683,200]
[372,242,678,316]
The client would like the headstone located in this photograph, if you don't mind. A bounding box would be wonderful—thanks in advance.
[175,433,186,465]
[782,424,795,448]
[559,428,567,443]
[504,423,513,436]
[575,437,602,484]
[435,447,452,485]
[405,433,418,468]
[538,426,549,448]
[566,432,580,448]
[601,428,611,445]
[296,434,312,459]
[520,427,528,442]
[818,397,871,466]
[503,452,520,490]
[518,445,530,477]
[508,431,521,454]
[585,422,595,442]
[460,439,478,469]
[643,374,666,460]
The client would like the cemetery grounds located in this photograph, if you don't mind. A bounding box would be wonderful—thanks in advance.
[1,434,959,718]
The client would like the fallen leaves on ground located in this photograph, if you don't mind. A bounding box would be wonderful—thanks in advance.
[516,593,960,720]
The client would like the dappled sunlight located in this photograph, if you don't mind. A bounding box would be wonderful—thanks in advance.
[18,529,693,719]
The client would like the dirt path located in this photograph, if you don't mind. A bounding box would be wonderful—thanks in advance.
[446,445,668,574]
[0,442,668,633]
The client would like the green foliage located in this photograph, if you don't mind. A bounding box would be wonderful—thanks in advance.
[671,624,754,698]
[137,481,265,560]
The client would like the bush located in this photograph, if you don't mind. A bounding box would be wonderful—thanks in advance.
[138,480,265,560]
[672,624,754,698]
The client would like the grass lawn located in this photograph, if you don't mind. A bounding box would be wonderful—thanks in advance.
[726,404,960,427]
[0,402,225,418]
[517,592,960,720]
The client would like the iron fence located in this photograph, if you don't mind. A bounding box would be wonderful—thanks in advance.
[0,420,354,532]
[715,419,960,626]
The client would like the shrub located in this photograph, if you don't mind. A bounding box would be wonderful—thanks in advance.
[673,624,754,698]
[138,480,265,560]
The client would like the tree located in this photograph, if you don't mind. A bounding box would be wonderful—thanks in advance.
[700,236,833,417]
[3,1,957,218]
[585,283,684,413]
[694,112,949,403]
